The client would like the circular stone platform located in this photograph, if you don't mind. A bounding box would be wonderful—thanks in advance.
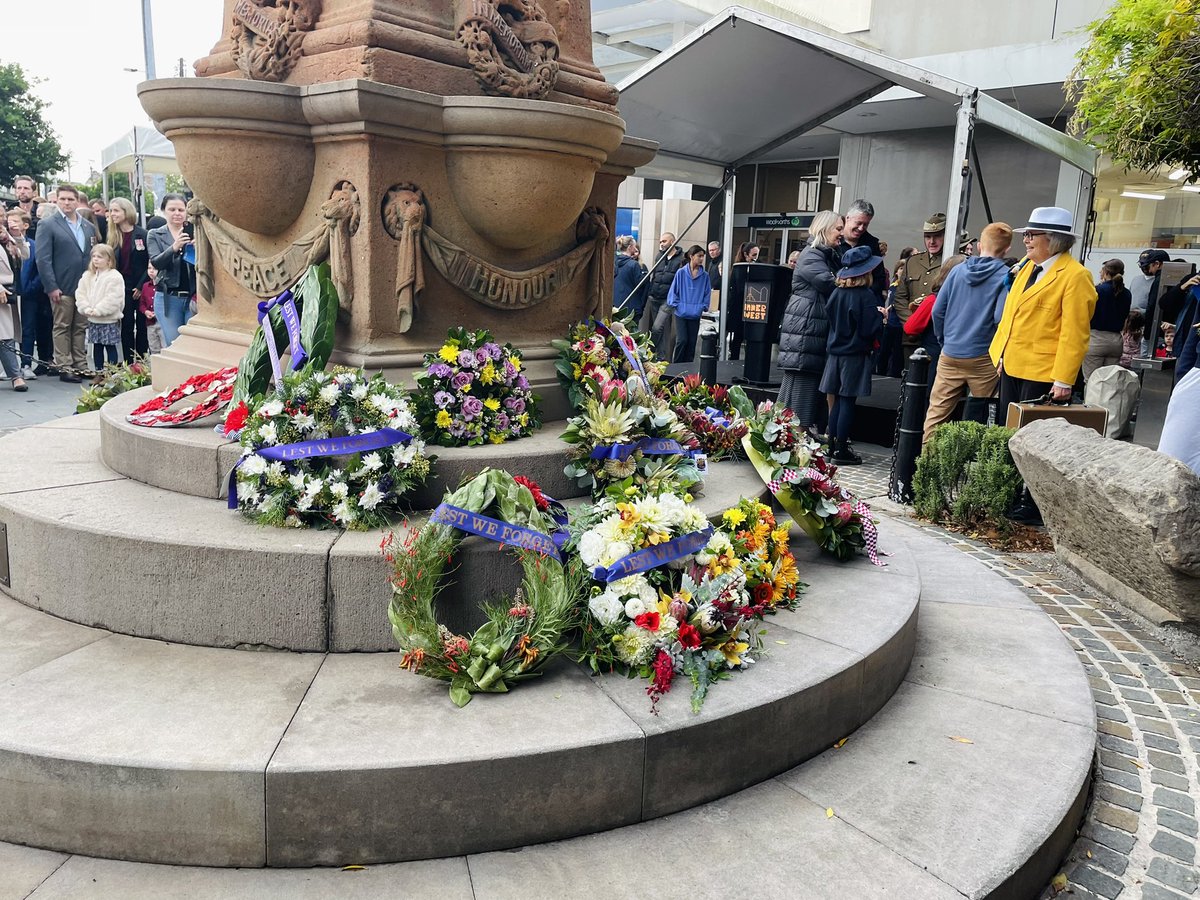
[0,413,768,652]
[99,386,592,505]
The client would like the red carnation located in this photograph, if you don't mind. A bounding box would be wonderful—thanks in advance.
[677,623,701,649]
[513,475,550,511]
[633,611,661,631]
[223,401,250,434]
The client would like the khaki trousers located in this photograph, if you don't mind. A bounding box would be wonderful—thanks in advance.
[52,294,87,371]
[922,352,999,445]
[1082,330,1123,382]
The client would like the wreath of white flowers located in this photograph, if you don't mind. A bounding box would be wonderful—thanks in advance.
[232,365,432,530]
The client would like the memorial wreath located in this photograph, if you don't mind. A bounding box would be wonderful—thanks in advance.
[228,365,432,530]
[412,327,541,447]
[387,468,586,707]
[552,315,665,412]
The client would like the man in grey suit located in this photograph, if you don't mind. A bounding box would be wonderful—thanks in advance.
[35,185,98,381]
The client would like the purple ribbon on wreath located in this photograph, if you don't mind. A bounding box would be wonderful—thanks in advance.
[258,289,306,386]
[703,406,732,427]
[768,467,885,567]
[227,427,413,508]
[430,503,562,559]
[591,525,713,583]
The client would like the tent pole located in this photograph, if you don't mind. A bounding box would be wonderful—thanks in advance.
[719,168,737,362]
[944,91,976,265]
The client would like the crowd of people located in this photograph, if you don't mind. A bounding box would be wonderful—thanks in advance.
[1,176,197,391]
[610,196,1200,488]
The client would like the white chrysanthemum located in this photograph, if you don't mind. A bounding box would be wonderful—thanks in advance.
[240,484,261,505]
[288,473,306,491]
[393,444,416,465]
[294,413,315,432]
[333,372,354,386]
[258,399,283,417]
[611,574,657,607]
[359,482,384,510]
[332,500,355,524]
[240,454,268,476]
[681,507,708,533]
[265,461,286,484]
[588,592,625,626]
[613,625,655,665]
[296,494,314,512]
[361,452,383,471]
[319,383,340,404]
[594,513,626,544]
[310,371,328,384]
[351,384,369,400]
[368,392,393,414]
[601,540,633,567]
[623,595,652,619]
[303,478,324,498]
[657,493,689,528]
[394,410,418,432]
[634,495,665,529]
[577,530,606,568]
[259,422,278,445]
[329,481,349,499]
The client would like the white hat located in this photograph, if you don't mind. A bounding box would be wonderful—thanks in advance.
[1014,207,1077,236]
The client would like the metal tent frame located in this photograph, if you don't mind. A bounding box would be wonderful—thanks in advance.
[616,6,1098,356]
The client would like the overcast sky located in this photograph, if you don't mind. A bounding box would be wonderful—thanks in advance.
[6,0,226,182]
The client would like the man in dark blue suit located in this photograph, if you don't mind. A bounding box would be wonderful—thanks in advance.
[34,185,98,381]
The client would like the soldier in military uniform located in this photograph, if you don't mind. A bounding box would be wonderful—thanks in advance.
[893,213,946,358]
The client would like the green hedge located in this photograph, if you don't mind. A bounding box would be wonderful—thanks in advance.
[913,422,1022,530]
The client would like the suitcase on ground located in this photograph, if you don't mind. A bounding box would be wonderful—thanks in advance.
[1005,398,1108,435]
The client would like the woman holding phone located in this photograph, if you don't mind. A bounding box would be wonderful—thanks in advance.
[146,193,195,347]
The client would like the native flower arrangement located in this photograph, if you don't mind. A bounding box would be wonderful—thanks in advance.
[552,316,667,412]
[570,491,773,713]
[718,498,804,614]
[661,373,748,462]
[412,327,541,448]
[76,357,153,413]
[560,387,704,500]
[387,469,586,707]
[729,386,874,563]
[230,365,432,530]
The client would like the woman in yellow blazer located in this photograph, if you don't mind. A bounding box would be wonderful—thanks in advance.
[989,207,1097,410]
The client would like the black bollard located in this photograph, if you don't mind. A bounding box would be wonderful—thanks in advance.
[889,348,931,503]
[699,327,718,386]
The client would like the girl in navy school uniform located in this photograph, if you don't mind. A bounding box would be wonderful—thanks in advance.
[820,245,885,464]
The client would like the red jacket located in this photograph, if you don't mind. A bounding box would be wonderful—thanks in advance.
[904,293,935,336]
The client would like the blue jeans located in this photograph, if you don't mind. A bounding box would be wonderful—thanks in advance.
[0,339,20,381]
[154,291,193,347]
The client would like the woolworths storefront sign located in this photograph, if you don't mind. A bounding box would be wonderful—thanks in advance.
[747,215,812,228]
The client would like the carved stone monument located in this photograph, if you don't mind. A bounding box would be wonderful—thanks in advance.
[139,0,655,410]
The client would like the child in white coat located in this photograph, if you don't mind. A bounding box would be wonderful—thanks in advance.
[76,244,125,371]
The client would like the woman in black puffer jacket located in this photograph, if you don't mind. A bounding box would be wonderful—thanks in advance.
[777,210,843,432]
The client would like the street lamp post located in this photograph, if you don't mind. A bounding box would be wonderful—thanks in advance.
[141,0,157,80]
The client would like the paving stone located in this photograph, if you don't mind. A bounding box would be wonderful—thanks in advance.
[1119,688,1155,703]
[1098,767,1141,792]
[1176,719,1200,738]
[1128,700,1168,719]
[1136,716,1177,737]
[1069,863,1125,899]
[1092,689,1118,706]
[0,840,68,900]
[1097,705,1129,723]
[1093,803,1140,834]
[1150,830,1196,864]
[1096,784,1143,812]
[1154,690,1188,705]
[1144,733,1182,753]
[1099,662,1137,677]
[1075,838,1129,877]
[1150,770,1190,792]
[1098,750,1141,774]
[1141,885,1191,900]
[1111,674,1143,687]
[1082,821,1136,854]
[1153,788,1197,817]
[1157,809,1199,838]
[1097,734,1138,756]
[1098,720,1135,740]
[1146,856,1200,894]
[1147,749,1186,775]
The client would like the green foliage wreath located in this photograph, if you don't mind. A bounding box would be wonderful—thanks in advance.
[387,468,586,707]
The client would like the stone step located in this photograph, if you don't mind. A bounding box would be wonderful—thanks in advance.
[99,386,593,505]
[0,519,1096,898]
[0,417,766,652]
[0,514,920,868]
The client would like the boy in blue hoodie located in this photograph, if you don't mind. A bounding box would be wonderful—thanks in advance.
[922,222,1013,445]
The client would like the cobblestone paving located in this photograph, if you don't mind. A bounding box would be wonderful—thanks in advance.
[838,446,1200,900]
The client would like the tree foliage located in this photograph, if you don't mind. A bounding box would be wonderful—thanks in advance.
[1067,0,1200,178]
[0,62,68,186]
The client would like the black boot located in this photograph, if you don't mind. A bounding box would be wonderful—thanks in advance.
[833,440,862,465]
[1005,487,1043,526]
